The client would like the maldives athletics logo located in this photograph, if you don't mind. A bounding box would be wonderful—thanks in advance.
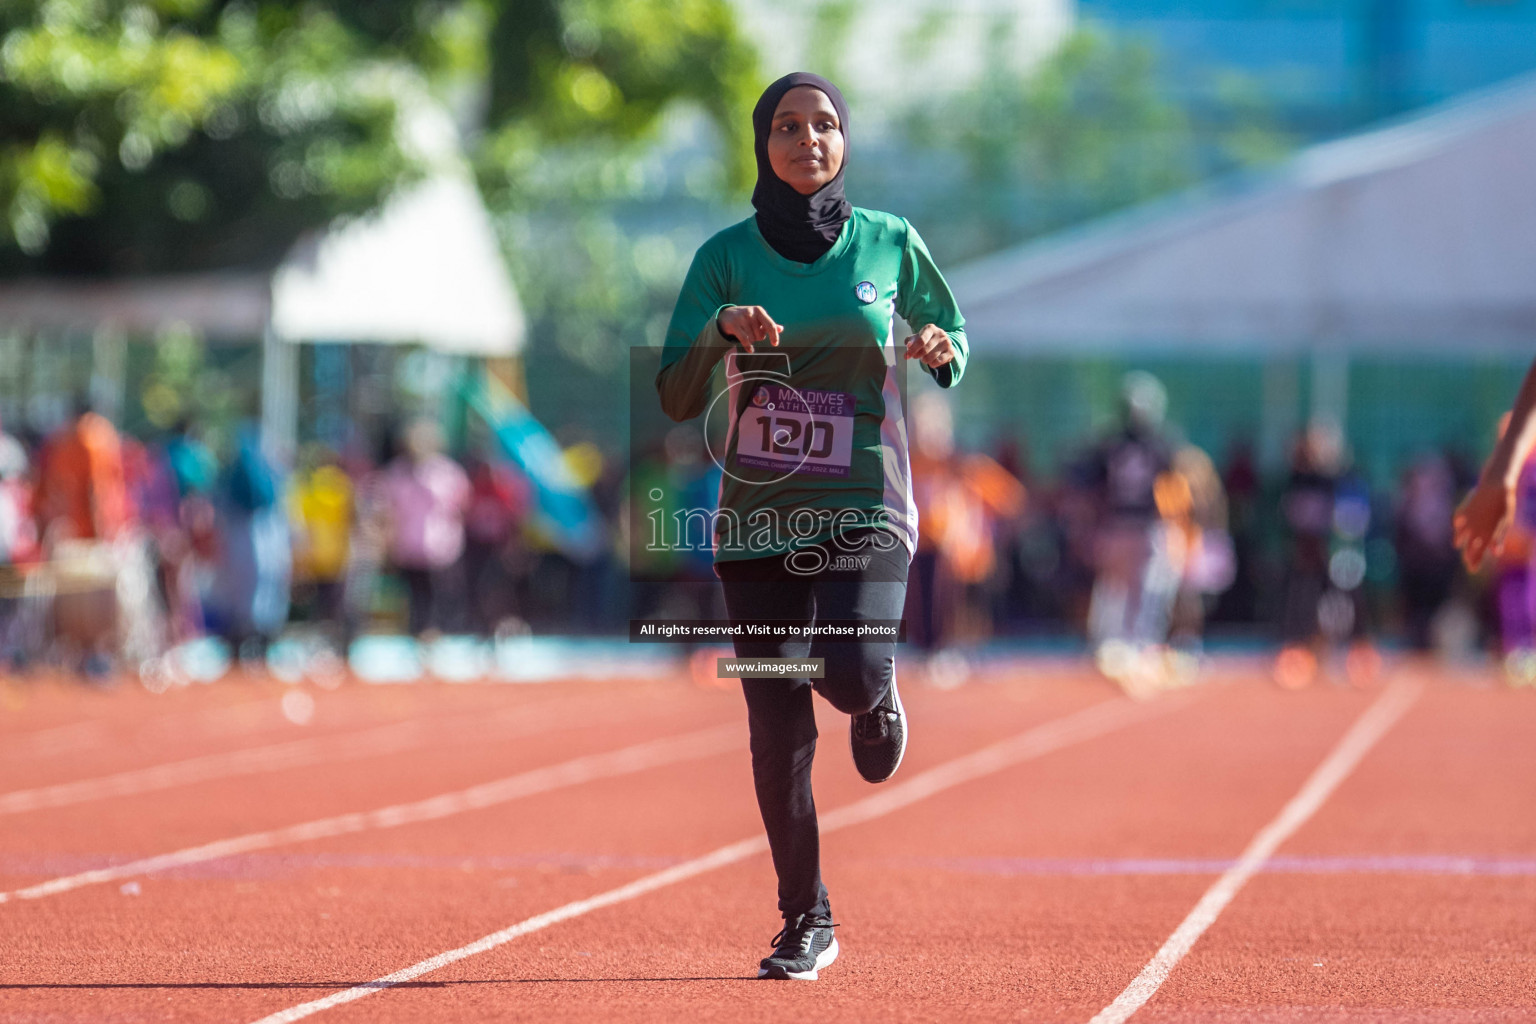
[854,281,878,305]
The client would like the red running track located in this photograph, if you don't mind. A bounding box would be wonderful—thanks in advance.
[1,660,1533,1023]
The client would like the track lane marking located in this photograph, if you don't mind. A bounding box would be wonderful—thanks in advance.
[1086,675,1425,1024]
[870,853,1536,877]
[0,721,111,759]
[0,723,423,815]
[0,693,694,816]
[2,696,290,762]
[2,686,616,765]
[246,694,1183,1024]
[0,723,740,904]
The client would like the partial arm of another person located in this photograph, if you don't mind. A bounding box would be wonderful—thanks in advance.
[895,221,968,388]
[1454,358,1536,570]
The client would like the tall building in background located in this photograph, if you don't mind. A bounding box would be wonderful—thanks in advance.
[1077,0,1536,135]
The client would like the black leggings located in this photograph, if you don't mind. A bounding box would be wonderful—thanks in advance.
[717,529,909,919]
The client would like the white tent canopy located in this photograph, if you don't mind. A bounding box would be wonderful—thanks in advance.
[270,175,524,357]
[950,72,1536,356]
[0,173,524,356]
[0,171,525,450]
[260,173,524,450]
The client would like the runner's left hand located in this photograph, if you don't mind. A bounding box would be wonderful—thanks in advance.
[904,324,954,369]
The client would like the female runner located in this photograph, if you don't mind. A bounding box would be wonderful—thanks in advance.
[656,72,967,980]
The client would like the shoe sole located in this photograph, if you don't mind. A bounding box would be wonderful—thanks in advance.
[851,676,907,784]
[757,937,839,980]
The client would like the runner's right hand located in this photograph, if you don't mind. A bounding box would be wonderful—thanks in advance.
[1453,478,1512,572]
[716,306,782,353]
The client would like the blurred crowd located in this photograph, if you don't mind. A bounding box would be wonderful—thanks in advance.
[0,372,1526,687]
[0,406,554,678]
[629,369,1521,690]
[897,371,1519,690]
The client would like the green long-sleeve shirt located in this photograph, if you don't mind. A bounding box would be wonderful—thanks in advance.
[656,208,967,564]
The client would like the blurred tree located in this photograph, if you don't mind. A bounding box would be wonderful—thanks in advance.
[0,0,413,273]
[898,26,1294,262]
[0,0,759,275]
[477,0,761,431]
[481,0,758,192]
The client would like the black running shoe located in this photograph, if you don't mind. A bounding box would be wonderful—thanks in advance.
[850,674,907,783]
[758,913,839,980]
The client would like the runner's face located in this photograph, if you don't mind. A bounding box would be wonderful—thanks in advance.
[766,86,844,195]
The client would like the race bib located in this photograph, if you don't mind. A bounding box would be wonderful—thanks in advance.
[736,383,855,478]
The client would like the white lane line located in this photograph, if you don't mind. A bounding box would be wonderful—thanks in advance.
[1086,675,1425,1024]
[0,723,422,815]
[4,696,309,763]
[1,721,111,760]
[0,724,740,904]
[0,692,684,815]
[247,694,1180,1024]
[4,689,571,764]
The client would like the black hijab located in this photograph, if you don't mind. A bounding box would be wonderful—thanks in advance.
[750,72,852,264]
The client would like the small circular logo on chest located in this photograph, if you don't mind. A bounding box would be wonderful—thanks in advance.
[854,281,878,305]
